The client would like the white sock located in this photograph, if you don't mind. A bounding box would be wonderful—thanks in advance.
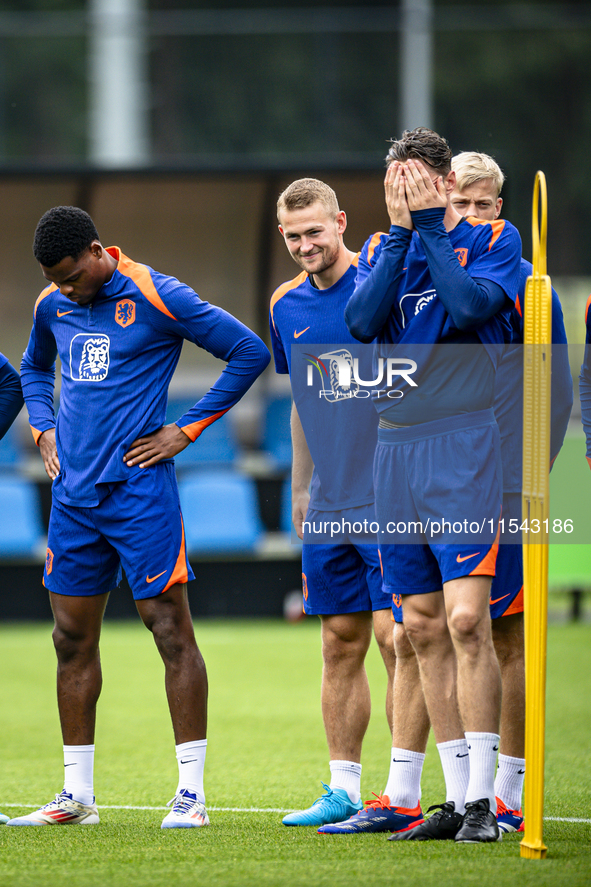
[175,739,207,804]
[384,747,424,808]
[494,754,525,812]
[63,744,95,806]
[329,760,362,804]
[465,732,500,813]
[436,738,470,814]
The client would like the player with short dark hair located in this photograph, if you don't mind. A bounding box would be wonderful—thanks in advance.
[385,126,453,175]
[7,206,270,829]
[343,127,522,844]
[33,205,100,269]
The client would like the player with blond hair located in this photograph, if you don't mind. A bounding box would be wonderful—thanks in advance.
[449,151,572,832]
[270,179,410,829]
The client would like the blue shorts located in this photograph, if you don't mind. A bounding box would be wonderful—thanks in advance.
[45,463,195,600]
[303,503,379,546]
[375,410,501,595]
[391,591,403,623]
[301,541,390,616]
[490,493,523,619]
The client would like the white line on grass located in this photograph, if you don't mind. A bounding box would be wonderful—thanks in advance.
[0,803,290,813]
[1,803,590,822]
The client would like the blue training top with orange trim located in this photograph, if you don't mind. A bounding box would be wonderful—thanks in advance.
[269,257,377,511]
[21,246,270,507]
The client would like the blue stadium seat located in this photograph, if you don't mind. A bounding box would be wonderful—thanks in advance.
[166,398,238,468]
[179,469,264,555]
[262,396,292,471]
[0,476,45,558]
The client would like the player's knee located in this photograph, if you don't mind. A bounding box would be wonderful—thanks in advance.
[376,630,396,667]
[448,607,489,649]
[321,615,371,665]
[401,595,448,643]
[393,621,415,660]
[52,622,98,663]
[150,617,192,662]
[492,629,524,669]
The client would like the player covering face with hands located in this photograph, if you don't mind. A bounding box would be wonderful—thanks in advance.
[341,128,522,844]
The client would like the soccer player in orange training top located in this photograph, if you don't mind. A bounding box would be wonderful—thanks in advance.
[7,206,269,829]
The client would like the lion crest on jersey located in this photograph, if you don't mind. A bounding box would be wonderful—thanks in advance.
[70,333,111,382]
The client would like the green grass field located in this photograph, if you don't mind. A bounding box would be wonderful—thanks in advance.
[0,617,590,887]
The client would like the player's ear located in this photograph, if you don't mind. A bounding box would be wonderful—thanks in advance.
[495,197,503,219]
[89,241,103,259]
[336,211,347,235]
[444,170,456,194]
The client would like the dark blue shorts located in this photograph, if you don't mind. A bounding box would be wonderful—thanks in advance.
[375,410,502,595]
[301,540,389,616]
[44,462,195,600]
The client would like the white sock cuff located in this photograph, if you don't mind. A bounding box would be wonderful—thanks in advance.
[329,760,362,776]
[63,744,95,754]
[175,739,207,759]
[391,747,426,764]
[436,738,468,753]
[497,753,525,768]
[465,732,500,743]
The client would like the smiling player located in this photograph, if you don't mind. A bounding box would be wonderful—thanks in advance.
[270,179,409,829]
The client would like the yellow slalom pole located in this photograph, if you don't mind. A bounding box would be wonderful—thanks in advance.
[520,171,552,859]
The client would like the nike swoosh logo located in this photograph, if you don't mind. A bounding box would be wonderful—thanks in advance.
[493,745,499,751]
[456,552,481,563]
[57,309,74,317]
[456,753,469,758]
[180,758,199,764]
[64,762,77,766]
[490,593,511,606]
[518,769,525,774]
[392,758,411,763]
[294,327,310,338]
[146,570,168,584]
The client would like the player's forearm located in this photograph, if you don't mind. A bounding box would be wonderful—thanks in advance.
[176,332,270,439]
[345,227,411,342]
[0,361,23,439]
[412,208,507,329]
[290,402,313,492]
[20,353,57,440]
